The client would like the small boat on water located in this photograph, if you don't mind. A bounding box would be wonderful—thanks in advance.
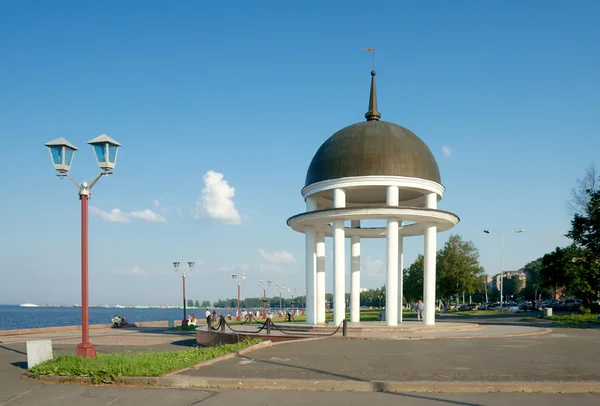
[20,303,40,307]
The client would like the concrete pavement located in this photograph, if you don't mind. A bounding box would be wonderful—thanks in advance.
[2,316,600,404]
[181,327,600,384]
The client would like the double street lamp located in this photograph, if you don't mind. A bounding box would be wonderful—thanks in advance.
[173,261,195,326]
[232,273,247,320]
[275,284,286,313]
[44,134,121,358]
[259,280,271,318]
[483,229,525,309]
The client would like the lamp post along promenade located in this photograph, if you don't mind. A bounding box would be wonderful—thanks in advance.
[232,273,247,320]
[45,134,121,358]
[173,261,194,326]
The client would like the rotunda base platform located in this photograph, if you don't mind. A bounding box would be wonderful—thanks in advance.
[195,320,551,346]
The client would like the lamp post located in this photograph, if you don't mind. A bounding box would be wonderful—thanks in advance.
[232,273,247,320]
[259,280,271,318]
[173,261,194,326]
[483,229,525,310]
[275,284,286,316]
[290,288,296,314]
[44,134,121,359]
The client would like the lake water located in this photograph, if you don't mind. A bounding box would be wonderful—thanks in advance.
[0,305,240,330]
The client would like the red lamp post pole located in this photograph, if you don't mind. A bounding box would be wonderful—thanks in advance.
[263,288,267,318]
[76,194,96,358]
[236,283,241,321]
[182,274,188,326]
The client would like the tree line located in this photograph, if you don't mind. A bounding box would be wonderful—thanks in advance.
[537,163,600,307]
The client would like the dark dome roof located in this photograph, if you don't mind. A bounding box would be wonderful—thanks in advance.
[305,120,441,187]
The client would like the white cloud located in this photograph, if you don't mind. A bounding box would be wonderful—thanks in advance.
[194,170,241,225]
[120,265,146,276]
[239,264,250,272]
[89,206,131,223]
[442,146,453,157]
[362,256,384,277]
[90,206,167,224]
[258,249,296,264]
[129,209,167,223]
[260,263,283,274]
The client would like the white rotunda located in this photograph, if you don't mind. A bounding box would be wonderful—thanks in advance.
[287,70,459,326]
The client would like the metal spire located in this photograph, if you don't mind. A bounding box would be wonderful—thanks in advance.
[365,70,381,121]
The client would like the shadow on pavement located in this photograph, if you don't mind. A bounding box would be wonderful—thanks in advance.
[10,361,27,369]
[234,356,479,405]
[0,344,26,355]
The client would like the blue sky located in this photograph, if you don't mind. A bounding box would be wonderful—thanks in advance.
[1,1,598,305]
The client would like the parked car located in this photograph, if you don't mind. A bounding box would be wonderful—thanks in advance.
[564,299,582,311]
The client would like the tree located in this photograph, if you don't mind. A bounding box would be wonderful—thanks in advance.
[200,300,211,308]
[540,166,600,306]
[194,300,200,308]
[436,234,485,303]
[522,258,552,300]
[567,161,598,215]
[404,255,424,304]
[187,299,194,308]
[503,274,524,298]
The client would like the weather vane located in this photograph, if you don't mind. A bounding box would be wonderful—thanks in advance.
[363,47,375,70]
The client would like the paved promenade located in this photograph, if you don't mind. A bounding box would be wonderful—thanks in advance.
[1,316,600,405]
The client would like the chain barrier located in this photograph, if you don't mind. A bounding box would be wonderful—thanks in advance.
[222,318,269,334]
[211,317,347,337]
[269,320,345,337]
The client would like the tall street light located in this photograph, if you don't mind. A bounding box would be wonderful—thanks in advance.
[232,273,247,320]
[483,229,525,309]
[44,134,121,358]
[259,280,271,318]
[275,284,286,314]
[173,261,194,326]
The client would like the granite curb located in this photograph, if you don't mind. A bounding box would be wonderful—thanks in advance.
[155,376,600,393]
[25,372,600,393]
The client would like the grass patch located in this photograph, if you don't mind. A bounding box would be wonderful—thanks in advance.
[323,309,418,322]
[448,310,505,316]
[546,313,600,326]
[29,339,261,383]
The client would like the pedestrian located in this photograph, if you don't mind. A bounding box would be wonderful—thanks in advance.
[416,300,424,321]
[205,308,211,325]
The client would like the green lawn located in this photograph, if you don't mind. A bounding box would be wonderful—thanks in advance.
[545,313,600,326]
[29,339,261,383]
[448,310,505,316]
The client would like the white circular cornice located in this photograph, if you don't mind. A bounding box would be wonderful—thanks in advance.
[287,206,459,238]
[301,176,446,200]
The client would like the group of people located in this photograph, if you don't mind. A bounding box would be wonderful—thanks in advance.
[111,315,127,327]
[186,313,197,325]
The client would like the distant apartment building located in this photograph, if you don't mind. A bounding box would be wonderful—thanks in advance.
[487,270,527,291]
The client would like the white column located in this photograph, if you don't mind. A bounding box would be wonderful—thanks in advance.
[385,186,399,326]
[305,227,317,324]
[316,232,326,323]
[333,188,346,325]
[423,193,438,326]
[398,223,404,323]
[350,220,360,323]
[305,197,318,325]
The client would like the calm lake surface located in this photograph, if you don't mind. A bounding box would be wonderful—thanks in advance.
[0,305,240,330]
